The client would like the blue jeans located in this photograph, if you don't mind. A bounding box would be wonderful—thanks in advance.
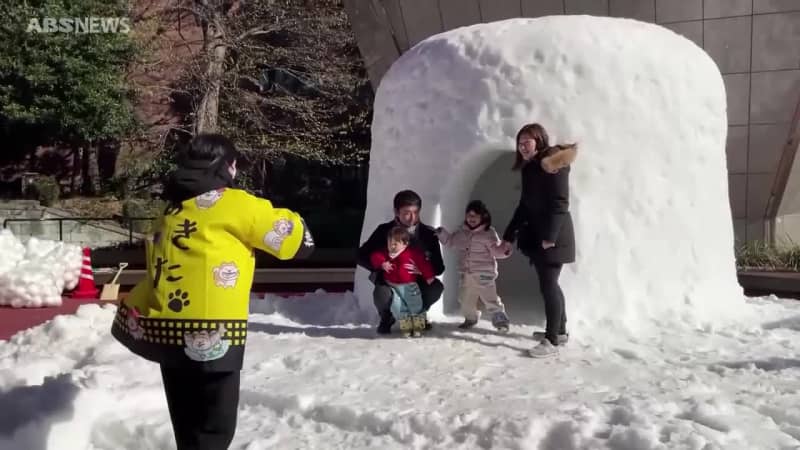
[387,282,424,320]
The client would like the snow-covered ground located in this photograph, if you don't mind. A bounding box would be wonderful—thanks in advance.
[1,291,799,450]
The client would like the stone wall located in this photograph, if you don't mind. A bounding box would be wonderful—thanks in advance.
[0,200,146,248]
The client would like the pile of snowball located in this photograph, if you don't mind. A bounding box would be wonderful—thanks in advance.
[0,229,84,307]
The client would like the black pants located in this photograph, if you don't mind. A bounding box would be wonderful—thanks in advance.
[161,366,241,450]
[371,273,444,321]
[532,260,567,345]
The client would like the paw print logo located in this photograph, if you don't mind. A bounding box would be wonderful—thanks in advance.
[167,289,190,312]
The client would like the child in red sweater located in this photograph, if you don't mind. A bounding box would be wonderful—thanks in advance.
[370,226,436,337]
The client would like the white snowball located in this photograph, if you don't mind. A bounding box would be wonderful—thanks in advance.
[0,230,75,308]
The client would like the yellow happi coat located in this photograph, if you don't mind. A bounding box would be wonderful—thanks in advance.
[111,188,313,370]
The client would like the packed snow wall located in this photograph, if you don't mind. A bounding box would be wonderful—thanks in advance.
[356,16,745,333]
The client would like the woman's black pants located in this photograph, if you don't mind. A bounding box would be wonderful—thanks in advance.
[532,259,567,345]
[161,366,240,450]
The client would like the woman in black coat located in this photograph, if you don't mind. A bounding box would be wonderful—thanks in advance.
[501,123,577,358]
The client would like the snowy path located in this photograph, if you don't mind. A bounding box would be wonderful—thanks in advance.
[0,295,799,450]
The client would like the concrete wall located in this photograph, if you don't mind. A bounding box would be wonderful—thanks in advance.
[0,201,145,248]
[774,212,800,246]
[344,0,800,245]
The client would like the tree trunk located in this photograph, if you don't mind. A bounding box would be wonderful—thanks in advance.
[71,145,82,195]
[82,142,100,195]
[194,1,227,134]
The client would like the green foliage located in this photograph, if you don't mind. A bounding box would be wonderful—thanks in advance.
[121,198,164,233]
[736,239,800,271]
[28,175,60,206]
[781,245,800,271]
[119,145,180,197]
[0,0,137,146]
[102,174,133,199]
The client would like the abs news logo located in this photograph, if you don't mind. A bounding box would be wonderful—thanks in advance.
[26,17,131,34]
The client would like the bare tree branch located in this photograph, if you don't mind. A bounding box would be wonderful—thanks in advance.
[235,25,280,42]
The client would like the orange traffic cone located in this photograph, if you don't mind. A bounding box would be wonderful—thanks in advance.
[71,247,99,299]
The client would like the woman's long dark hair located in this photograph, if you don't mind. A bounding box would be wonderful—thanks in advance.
[512,123,576,171]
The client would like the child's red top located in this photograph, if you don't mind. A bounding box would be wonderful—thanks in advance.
[369,246,435,284]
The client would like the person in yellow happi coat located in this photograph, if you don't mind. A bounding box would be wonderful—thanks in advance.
[111,133,314,450]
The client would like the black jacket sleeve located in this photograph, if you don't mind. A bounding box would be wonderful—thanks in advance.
[503,202,526,243]
[419,225,445,276]
[294,218,315,259]
[357,223,388,271]
[545,167,570,243]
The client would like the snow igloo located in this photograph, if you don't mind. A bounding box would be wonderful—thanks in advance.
[356,16,745,334]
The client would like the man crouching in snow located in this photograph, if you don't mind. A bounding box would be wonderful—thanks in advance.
[370,226,437,337]
[357,190,445,334]
[111,133,314,450]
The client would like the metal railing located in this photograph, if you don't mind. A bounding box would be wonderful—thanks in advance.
[2,217,156,244]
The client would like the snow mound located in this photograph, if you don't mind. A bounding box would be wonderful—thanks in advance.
[358,15,744,335]
[250,290,375,326]
[0,230,83,308]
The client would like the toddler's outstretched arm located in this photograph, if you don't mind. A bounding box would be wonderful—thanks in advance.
[434,227,453,246]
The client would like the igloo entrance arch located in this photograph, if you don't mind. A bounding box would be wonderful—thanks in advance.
[355,16,746,334]
[432,148,548,324]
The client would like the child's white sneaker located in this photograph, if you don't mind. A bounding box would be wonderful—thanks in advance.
[527,339,558,358]
[532,331,569,344]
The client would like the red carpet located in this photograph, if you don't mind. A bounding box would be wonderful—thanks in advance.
[0,291,321,341]
[0,298,106,341]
